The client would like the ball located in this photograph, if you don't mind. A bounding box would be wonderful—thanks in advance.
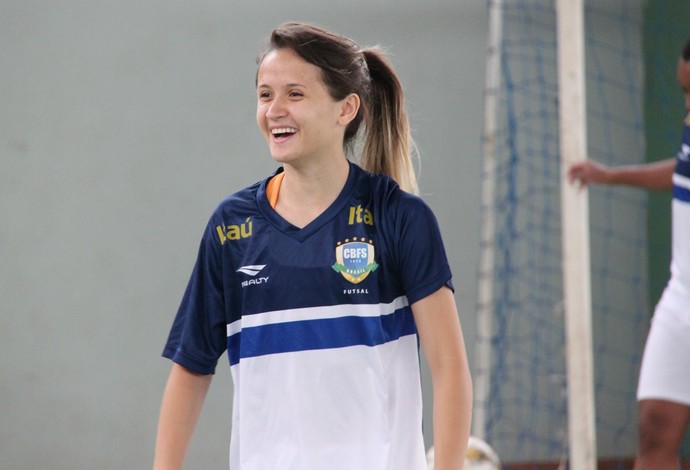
[426,435,501,470]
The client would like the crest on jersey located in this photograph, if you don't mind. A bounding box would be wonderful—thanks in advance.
[332,237,378,284]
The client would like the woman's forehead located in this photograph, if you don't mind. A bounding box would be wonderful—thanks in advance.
[257,48,323,87]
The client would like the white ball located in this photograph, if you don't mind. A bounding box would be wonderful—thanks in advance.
[426,435,501,470]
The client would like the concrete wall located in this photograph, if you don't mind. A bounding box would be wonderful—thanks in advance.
[0,1,486,468]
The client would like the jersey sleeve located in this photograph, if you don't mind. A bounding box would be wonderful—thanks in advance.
[162,213,228,375]
[391,191,454,305]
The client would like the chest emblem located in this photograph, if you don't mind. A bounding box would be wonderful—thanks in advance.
[332,237,379,284]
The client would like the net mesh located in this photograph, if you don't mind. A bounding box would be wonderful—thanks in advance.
[475,0,648,463]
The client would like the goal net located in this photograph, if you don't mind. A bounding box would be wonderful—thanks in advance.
[473,0,652,464]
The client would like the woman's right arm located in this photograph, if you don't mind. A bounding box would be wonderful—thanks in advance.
[153,363,213,470]
[567,158,675,190]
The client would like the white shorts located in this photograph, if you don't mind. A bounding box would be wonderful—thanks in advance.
[637,305,690,406]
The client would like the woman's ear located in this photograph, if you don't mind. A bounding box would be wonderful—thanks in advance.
[338,93,361,126]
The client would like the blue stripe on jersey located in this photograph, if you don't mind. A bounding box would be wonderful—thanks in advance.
[226,308,416,366]
[676,158,690,179]
[228,332,241,367]
[673,184,690,203]
[674,173,690,202]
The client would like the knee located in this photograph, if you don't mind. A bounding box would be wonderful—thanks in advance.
[638,406,679,453]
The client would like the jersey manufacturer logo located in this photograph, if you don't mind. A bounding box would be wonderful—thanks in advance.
[237,265,266,276]
[678,143,690,162]
[238,264,269,288]
[332,237,378,284]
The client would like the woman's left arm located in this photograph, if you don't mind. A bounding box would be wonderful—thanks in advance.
[412,286,472,470]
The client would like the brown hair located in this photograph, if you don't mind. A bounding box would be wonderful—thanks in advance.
[257,22,419,194]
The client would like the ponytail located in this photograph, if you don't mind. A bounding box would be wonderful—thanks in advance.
[359,48,419,195]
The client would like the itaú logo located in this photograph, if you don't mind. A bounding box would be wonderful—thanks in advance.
[216,217,253,245]
[237,264,269,288]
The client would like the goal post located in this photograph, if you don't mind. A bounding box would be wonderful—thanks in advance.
[555,0,597,468]
[473,0,503,441]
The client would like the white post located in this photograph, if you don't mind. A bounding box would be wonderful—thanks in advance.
[555,1,597,469]
[473,0,503,440]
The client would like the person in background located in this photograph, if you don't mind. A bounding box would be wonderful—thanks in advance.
[154,22,472,470]
[567,37,690,470]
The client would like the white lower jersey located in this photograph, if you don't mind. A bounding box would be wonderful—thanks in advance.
[230,332,426,469]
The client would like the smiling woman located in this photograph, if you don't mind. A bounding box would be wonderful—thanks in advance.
[256,22,419,196]
[154,21,472,470]
[255,47,354,178]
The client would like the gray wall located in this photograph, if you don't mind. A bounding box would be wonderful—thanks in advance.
[0,1,487,468]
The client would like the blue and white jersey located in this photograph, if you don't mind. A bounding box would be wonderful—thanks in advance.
[163,162,453,470]
[658,112,690,316]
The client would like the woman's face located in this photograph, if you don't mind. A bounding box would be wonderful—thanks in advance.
[256,48,351,167]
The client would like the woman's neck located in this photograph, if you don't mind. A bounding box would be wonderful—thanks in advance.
[274,157,350,228]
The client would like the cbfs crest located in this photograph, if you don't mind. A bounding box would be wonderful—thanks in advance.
[332,237,378,284]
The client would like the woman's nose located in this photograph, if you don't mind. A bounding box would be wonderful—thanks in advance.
[266,96,287,118]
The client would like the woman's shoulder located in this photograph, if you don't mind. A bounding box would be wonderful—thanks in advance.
[220,180,262,204]
[353,164,405,196]
[211,169,279,218]
[347,167,436,237]
[355,165,428,210]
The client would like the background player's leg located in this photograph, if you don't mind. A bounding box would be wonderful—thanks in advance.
[635,399,690,470]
